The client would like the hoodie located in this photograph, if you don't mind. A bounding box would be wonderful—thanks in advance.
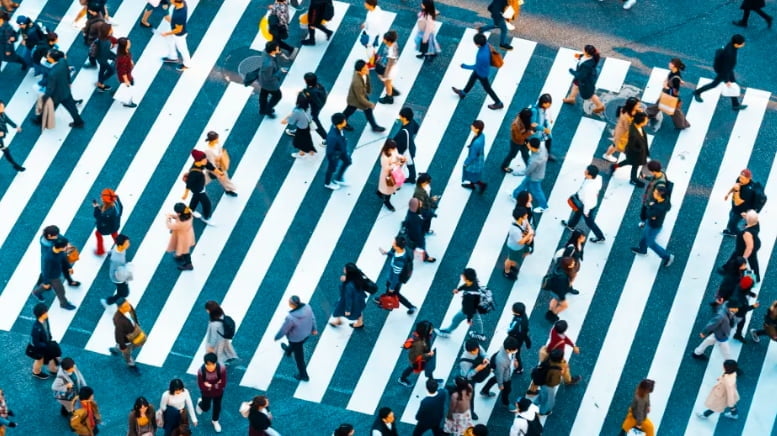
[275,303,317,343]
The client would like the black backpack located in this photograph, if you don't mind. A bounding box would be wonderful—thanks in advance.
[303,83,328,111]
[751,181,767,212]
[713,46,725,74]
[397,251,414,284]
[460,354,491,383]
[530,360,559,386]
[516,414,544,436]
[218,315,236,339]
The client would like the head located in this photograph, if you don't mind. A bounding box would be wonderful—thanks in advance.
[416,173,431,188]
[133,396,151,416]
[421,0,437,18]
[549,348,564,363]
[355,59,368,75]
[61,357,76,372]
[513,206,528,223]
[669,57,686,72]
[731,34,745,48]
[334,424,355,436]
[464,338,480,354]
[512,302,526,316]
[553,319,568,334]
[425,377,439,394]
[48,49,65,63]
[168,378,185,395]
[101,188,117,205]
[364,0,378,10]
[503,336,520,353]
[383,30,398,45]
[117,37,131,56]
[43,225,60,239]
[633,112,649,127]
[538,93,552,109]
[472,424,489,436]
[0,12,6,25]
[515,190,532,207]
[190,149,207,164]
[378,407,394,424]
[518,107,533,126]
[636,379,655,398]
[47,32,59,45]
[303,72,318,88]
[743,209,758,226]
[516,397,533,413]
[34,302,49,321]
[622,97,641,116]
[16,15,30,28]
[653,185,667,202]
[738,168,752,184]
[583,44,600,63]
[251,395,269,410]
[173,0,185,7]
[398,106,414,124]
[647,160,662,175]
[206,131,219,144]
[527,137,540,152]
[288,295,302,309]
[203,352,218,371]
[473,32,487,47]
[393,235,407,251]
[78,386,94,402]
[585,164,599,179]
[295,93,310,111]
[265,41,280,55]
[343,262,363,283]
[173,202,192,221]
[567,229,586,247]
[462,267,478,285]
[53,238,69,252]
[454,375,471,393]
[381,139,398,157]
[723,359,739,374]
[332,113,347,129]
[415,320,433,338]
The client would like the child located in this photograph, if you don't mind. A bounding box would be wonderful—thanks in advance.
[377,30,400,104]
[0,100,25,171]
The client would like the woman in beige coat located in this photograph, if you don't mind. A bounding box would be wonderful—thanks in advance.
[697,359,740,420]
[602,97,642,163]
[202,131,238,197]
[376,139,406,212]
[166,202,195,271]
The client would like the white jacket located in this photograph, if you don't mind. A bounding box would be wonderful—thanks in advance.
[510,403,540,436]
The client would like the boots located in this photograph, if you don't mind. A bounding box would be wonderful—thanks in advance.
[176,254,193,271]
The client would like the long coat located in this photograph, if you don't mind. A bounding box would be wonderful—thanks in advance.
[346,72,373,110]
[166,214,195,256]
[624,124,648,165]
[44,61,74,105]
[378,149,404,195]
[704,372,739,412]
[332,281,367,320]
[612,111,633,152]
[463,134,485,182]
[572,57,598,99]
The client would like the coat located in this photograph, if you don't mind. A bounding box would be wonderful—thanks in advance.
[741,0,765,11]
[612,111,633,152]
[415,391,446,429]
[510,115,534,145]
[713,43,738,83]
[572,57,598,99]
[70,401,101,436]
[378,149,404,195]
[127,405,157,436]
[94,199,122,235]
[35,95,56,129]
[463,134,485,181]
[260,53,281,91]
[346,72,373,110]
[704,372,739,412]
[44,60,74,105]
[166,214,195,256]
[113,306,140,349]
[332,280,367,320]
[624,124,648,165]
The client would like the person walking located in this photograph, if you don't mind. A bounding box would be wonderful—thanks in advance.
[436,268,484,338]
[371,407,398,436]
[506,302,531,375]
[413,378,446,436]
[618,379,655,436]
[457,338,491,420]
[0,12,25,71]
[360,0,383,66]
[159,379,198,435]
[691,302,738,361]
[403,198,436,262]
[532,348,564,416]
[300,0,334,45]
[503,206,534,280]
[509,397,541,436]
[274,295,318,382]
[477,0,514,50]
[204,300,239,364]
[728,275,758,342]
[259,41,285,118]
[511,138,548,212]
[544,257,580,322]
[414,0,441,60]
[563,45,605,114]
[32,237,77,310]
[452,33,503,110]
[611,112,649,187]
[631,185,674,267]
[108,298,143,372]
[323,113,351,190]
[462,120,487,193]
[31,50,84,128]
[283,95,318,158]
[639,161,668,228]
[343,59,386,132]
[92,188,122,256]
[69,387,101,436]
[394,107,419,184]
[723,169,757,236]
[195,353,226,433]
[561,165,606,243]
[29,303,61,380]
[16,15,46,69]
[268,0,295,56]
[413,173,439,235]
[52,357,87,417]
[527,320,581,394]
[696,360,741,420]
[127,397,157,436]
[330,263,370,328]
[601,97,641,162]
[501,108,534,173]
[750,299,777,343]
[376,31,400,105]
[480,337,519,407]
[733,0,772,29]
[644,58,690,130]
[376,139,406,211]
[183,149,222,223]
[398,320,437,387]
[37,226,80,288]
[693,34,747,110]
[301,72,329,141]
[115,37,138,108]
[162,0,191,72]
[444,376,474,436]
[377,235,417,314]
[166,203,195,271]
[201,131,238,196]
[0,388,17,433]
[0,100,24,172]
[247,395,277,436]
[93,23,116,92]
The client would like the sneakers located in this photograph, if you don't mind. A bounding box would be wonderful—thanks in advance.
[212,420,222,432]
[192,211,202,219]
[284,128,296,137]
[589,236,605,243]
[732,333,746,343]
[32,371,50,380]
[324,183,340,190]
[109,347,121,355]
[750,328,761,343]
[532,206,547,214]
[372,125,387,133]
[663,254,675,267]
[452,87,466,99]
[568,288,580,295]
[623,0,636,9]
[195,398,203,415]
[407,306,417,315]
[293,373,310,382]
[631,247,647,255]
[176,64,189,72]
[568,375,582,385]
[499,44,513,51]
[696,411,709,419]
[691,351,708,361]
[693,93,703,103]
[378,95,394,104]
[61,302,76,310]
[397,378,412,387]
[602,153,617,163]
[480,390,496,397]
[733,105,748,111]
[162,57,179,63]
[225,191,238,197]
[334,179,350,187]
[488,102,504,110]
[723,411,739,420]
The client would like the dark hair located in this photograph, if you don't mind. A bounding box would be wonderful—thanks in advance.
[414,320,433,338]
[54,238,69,249]
[383,30,398,44]
[425,377,438,394]
[636,379,655,398]
[117,37,130,57]
[586,164,599,178]
[416,173,431,186]
[472,424,489,436]
[565,229,586,249]
[0,12,8,22]
[515,190,531,208]
[303,72,318,87]
[332,113,346,126]
[503,336,520,351]
[471,120,484,136]
[731,34,745,45]
[204,352,218,364]
[295,93,310,110]
[251,395,269,409]
[79,386,94,400]
[549,348,564,362]
[558,256,577,277]
[344,262,368,290]
[473,32,487,46]
[553,320,568,334]
[365,0,378,6]
[394,235,407,249]
[43,225,60,238]
[47,32,58,42]
[453,375,473,396]
[465,338,480,352]
[583,44,600,64]
[518,108,533,129]
[133,396,150,417]
[399,106,414,121]
[48,49,64,61]
[97,22,112,40]
[512,302,526,315]
[621,97,641,116]
[723,359,740,374]
[513,206,528,221]
[115,234,129,246]
[654,185,666,197]
[265,41,279,53]
[355,59,367,71]
[633,111,648,125]
[168,378,185,394]
[378,407,392,420]
[462,267,478,284]
[334,424,354,436]
[538,93,552,106]
[381,139,398,156]
[646,160,662,172]
[421,0,437,19]
[61,357,75,370]
[669,58,686,71]
[527,137,540,149]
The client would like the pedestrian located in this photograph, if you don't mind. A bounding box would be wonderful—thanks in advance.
[503,206,534,280]
[127,396,157,436]
[462,119,487,193]
[323,113,351,190]
[52,357,87,417]
[371,407,398,436]
[69,387,100,436]
[92,188,122,255]
[28,303,60,380]
[183,149,222,223]
[457,338,491,420]
[274,295,318,382]
[452,33,504,110]
[639,161,668,228]
[527,320,581,394]
[115,37,138,108]
[468,424,489,436]
[246,395,278,436]
[0,388,17,433]
[477,0,514,50]
[480,337,519,407]
[204,300,239,364]
[403,198,436,262]
[376,31,401,104]
[514,190,535,225]
[109,298,143,372]
[0,12,25,70]
[631,185,675,267]
[444,376,474,436]
[714,256,749,304]
[696,360,741,420]
[436,268,484,338]
[611,111,649,187]
[259,41,285,118]
[723,169,758,236]
[140,0,170,28]
[532,348,564,416]
[561,165,606,243]
[32,237,77,310]
[729,276,758,342]
[284,95,318,158]
[330,262,370,328]
[31,33,58,79]
[733,0,772,28]
[511,138,548,212]
[166,203,195,271]
[398,320,437,387]
[333,423,355,436]
[413,173,439,235]
[509,397,541,436]
[413,377,446,436]
[502,108,534,173]
[162,0,191,72]
[343,59,386,132]
[16,15,46,69]
[395,107,419,183]
[301,72,329,141]
[0,100,25,172]
[544,257,580,321]
[644,58,690,130]
[556,229,586,265]
[300,0,334,45]
[200,131,238,196]
[377,235,417,314]
[506,302,531,374]
[563,45,605,114]
[415,0,441,60]
[376,139,406,211]
[750,299,777,343]
[618,379,655,436]
[693,34,747,110]
[268,0,295,56]
[93,23,116,92]
[195,353,226,433]
[31,50,85,128]
[82,4,105,58]
[159,379,198,436]
[360,0,383,65]
[37,226,80,288]
[691,302,738,361]
[601,97,641,162]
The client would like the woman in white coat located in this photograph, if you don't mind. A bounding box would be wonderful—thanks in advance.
[697,359,740,420]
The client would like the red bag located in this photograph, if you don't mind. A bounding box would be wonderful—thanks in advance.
[378,292,400,310]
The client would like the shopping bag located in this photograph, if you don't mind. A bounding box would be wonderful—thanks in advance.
[113,84,135,105]
[657,92,677,115]
[719,82,741,97]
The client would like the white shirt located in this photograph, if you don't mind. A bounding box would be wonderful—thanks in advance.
[160,389,198,425]
[363,6,383,38]
[576,176,602,215]
[372,423,393,436]
[509,403,540,436]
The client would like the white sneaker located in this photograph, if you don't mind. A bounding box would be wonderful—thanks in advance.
[195,398,203,415]
[750,328,761,343]
[602,153,617,163]
[623,0,636,9]
[324,183,340,190]
[696,411,708,419]
[506,22,515,31]
[334,179,350,187]
[212,420,222,432]
[291,152,303,158]
[533,206,547,214]
[192,211,202,219]
[285,128,296,137]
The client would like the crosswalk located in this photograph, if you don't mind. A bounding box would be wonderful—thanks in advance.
[0,0,775,433]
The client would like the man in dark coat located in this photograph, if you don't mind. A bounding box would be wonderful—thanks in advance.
[259,41,284,118]
[323,113,351,190]
[109,298,141,372]
[733,0,772,29]
[31,50,85,127]
[477,0,513,50]
[692,34,747,111]
[0,12,25,70]
[413,378,446,436]
[342,59,385,132]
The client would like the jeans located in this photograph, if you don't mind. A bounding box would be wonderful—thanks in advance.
[198,395,223,421]
[694,76,741,108]
[501,140,528,170]
[106,282,130,305]
[463,71,501,104]
[343,105,380,129]
[259,88,282,114]
[479,13,509,45]
[33,277,69,306]
[324,153,352,185]
[566,207,605,240]
[97,61,114,84]
[513,179,548,209]
[189,191,212,219]
[440,311,483,336]
[285,338,309,379]
[482,376,512,405]
[725,209,743,233]
[638,225,669,260]
[535,384,557,415]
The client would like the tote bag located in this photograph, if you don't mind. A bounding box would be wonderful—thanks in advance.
[719,82,741,97]
[657,92,678,115]
[113,84,136,106]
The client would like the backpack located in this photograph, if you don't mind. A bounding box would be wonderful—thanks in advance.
[655,178,674,203]
[489,44,504,68]
[302,83,328,111]
[515,414,544,436]
[750,181,767,212]
[477,286,496,314]
[460,354,491,383]
[530,360,559,386]
[218,315,236,339]
[488,351,498,370]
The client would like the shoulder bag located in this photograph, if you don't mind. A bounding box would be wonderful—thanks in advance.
[127,323,147,347]
[567,193,583,212]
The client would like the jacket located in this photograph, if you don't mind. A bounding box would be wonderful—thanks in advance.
[524,143,548,181]
[510,115,534,145]
[713,43,738,83]
[413,185,437,216]
[393,120,418,157]
[40,247,67,282]
[702,307,735,341]
[458,347,487,381]
[458,284,481,321]
[30,319,52,350]
[197,363,227,398]
[94,198,122,235]
[52,367,87,398]
[576,176,602,215]
[463,134,485,175]
[113,307,140,349]
[645,198,670,229]
[529,105,552,141]
[275,303,317,343]
[260,53,282,91]
[44,60,74,105]
[0,112,17,135]
[378,149,403,195]
[371,418,398,436]
[403,210,425,249]
[0,22,16,53]
[165,214,195,256]
[415,391,446,429]
[704,372,739,412]
[346,72,373,109]
[248,407,272,435]
[571,57,598,99]
[325,126,347,160]
[487,0,508,15]
[127,405,157,436]
[625,124,648,165]
[95,38,115,65]
[332,280,367,320]
[35,94,56,129]
[70,401,101,436]
[507,314,531,349]
[612,111,632,152]
[407,335,431,366]
[492,347,514,385]
[462,43,491,78]
[509,403,540,436]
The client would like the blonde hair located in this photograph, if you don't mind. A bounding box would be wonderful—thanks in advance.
[744,209,759,226]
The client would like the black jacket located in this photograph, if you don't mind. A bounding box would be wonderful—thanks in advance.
[713,43,738,83]
[645,198,670,228]
[371,419,398,436]
[625,124,649,165]
[44,61,74,105]
[31,319,52,349]
[403,211,425,248]
[507,314,532,349]
[459,284,481,321]
[415,391,446,429]
[394,120,419,157]
[487,0,508,14]
[94,198,123,235]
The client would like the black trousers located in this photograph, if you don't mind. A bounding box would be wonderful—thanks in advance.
[0,145,23,169]
[259,88,282,114]
[97,61,114,84]
[482,376,512,405]
[189,191,212,219]
[567,207,605,240]
[45,97,85,125]
[501,140,529,169]
[270,29,294,54]
[198,395,223,421]
[106,282,130,305]
[285,338,309,379]
[385,282,414,309]
[1,50,26,69]
[343,105,379,129]
[694,76,741,108]
[741,8,772,25]
[412,424,446,436]
[463,71,501,104]
[311,110,327,139]
[615,157,642,183]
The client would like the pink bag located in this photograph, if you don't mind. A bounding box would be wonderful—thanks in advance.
[390,166,406,187]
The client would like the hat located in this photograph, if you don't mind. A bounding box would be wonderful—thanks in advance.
[191,149,207,161]
[205,131,218,142]
[740,275,754,290]
[33,302,48,318]
[741,169,752,178]
[16,15,28,25]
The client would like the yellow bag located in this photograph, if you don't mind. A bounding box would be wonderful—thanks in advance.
[658,92,678,115]
[298,12,308,28]
[127,324,147,346]
[259,15,273,41]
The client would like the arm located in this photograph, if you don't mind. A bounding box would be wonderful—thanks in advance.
[725,376,738,408]
[184,391,198,425]
[274,316,291,341]
[353,78,374,108]
[741,232,754,258]
[196,368,206,392]
[159,392,168,412]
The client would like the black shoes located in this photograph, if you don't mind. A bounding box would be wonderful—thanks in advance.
[732,20,747,27]
[372,125,386,133]
[488,102,504,110]
[378,95,394,104]
[499,44,513,51]
[225,191,238,197]
[452,87,466,99]
[733,105,748,111]
[631,247,647,255]
[691,351,708,361]
[293,373,310,382]
[693,92,703,103]
[69,121,85,128]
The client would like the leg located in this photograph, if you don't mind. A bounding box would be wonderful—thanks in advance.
[363,108,382,130]
[528,180,548,209]
[693,335,717,356]
[396,290,415,310]
[189,192,202,215]
[725,209,741,233]
[324,157,339,185]
[268,89,283,112]
[290,339,309,379]
[748,253,760,282]
[121,343,136,365]
[1,146,24,170]
[211,395,222,422]
[342,105,357,120]
[582,208,606,240]
[645,226,669,260]
[440,311,466,333]
[106,282,130,305]
[334,153,352,182]
[470,313,484,336]
[500,379,512,405]
[216,173,238,192]
[51,279,69,306]
[630,164,640,183]
[694,76,723,97]
[259,88,270,114]
[198,396,212,413]
[564,84,579,102]
[400,366,414,382]
[495,15,509,46]
[481,376,498,394]
[477,76,501,104]
[739,9,751,25]
[94,230,106,255]
[500,141,520,171]
[61,97,84,125]
[200,194,213,219]
[462,71,479,93]
[175,35,191,67]
[717,340,732,360]
[566,209,583,228]
[311,113,327,139]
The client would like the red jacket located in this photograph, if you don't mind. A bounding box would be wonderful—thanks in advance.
[197,364,227,398]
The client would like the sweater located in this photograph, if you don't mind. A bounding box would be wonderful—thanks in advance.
[159,390,198,425]
[197,363,227,398]
[702,307,735,341]
[274,303,317,343]
[524,144,548,181]
[40,247,66,282]
[629,394,650,425]
[461,44,492,78]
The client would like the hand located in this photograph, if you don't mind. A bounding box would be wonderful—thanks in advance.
[568,68,575,74]
[281,68,288,73]
[0,131,3,137]
[66,383,73,389]
[312,330,318,336]
[281,119,288,125]
[753,301,760,308]
[432,195,440,201]
[451,288,459,294]
[344,312,350,316]
[467,320,472,325]
[360,23,365,29]
[699,333,705,338]
[192,422,198,427]
[573,346,580,354]
[340,274,346,282]
[531,123,538,128]
[544,128,551,134]
[725,82,732,87]
[204,382,212,388]
[42,283,51,289]
[68,269,74,275]
[460,63,466,69]
[379,247,387,255]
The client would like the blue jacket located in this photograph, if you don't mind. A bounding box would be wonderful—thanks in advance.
[40,247,66,282]
[462,44,491,78]
[463,134,485,174]
[325,126,348,160]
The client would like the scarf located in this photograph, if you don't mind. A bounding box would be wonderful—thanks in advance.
[83,401,96,428]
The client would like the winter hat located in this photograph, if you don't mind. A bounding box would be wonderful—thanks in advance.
[740,168,752,178]
[191,149,207,161]
[740,275,754,290]
[33,302,48,318]
[408,197,420,213]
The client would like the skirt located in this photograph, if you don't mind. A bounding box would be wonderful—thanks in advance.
[443,411,473,436]
[293,126,316,153]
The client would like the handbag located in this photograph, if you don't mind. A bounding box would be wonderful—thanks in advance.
[489,45,504,68]
[66,245,80,264]
[719,82,741,97]
[657,92,678,115]
[47,340,62,358]
[359,31,369,47]
[127,324,147,346]
[567,193,583,212]
[53,388,76,401]
[239,401,251,418]
[502,5,515,19]
[113,83,136,106]
[378,292,400,310]
[25,343,42,359]
[390,166,406,187]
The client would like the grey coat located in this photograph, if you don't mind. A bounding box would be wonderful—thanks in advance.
[260,54,281,91]
[492,348,514,386]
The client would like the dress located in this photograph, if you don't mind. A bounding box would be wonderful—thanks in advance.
[166,215,195,256]
[378,149,404,195]
[288,108,315,153]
